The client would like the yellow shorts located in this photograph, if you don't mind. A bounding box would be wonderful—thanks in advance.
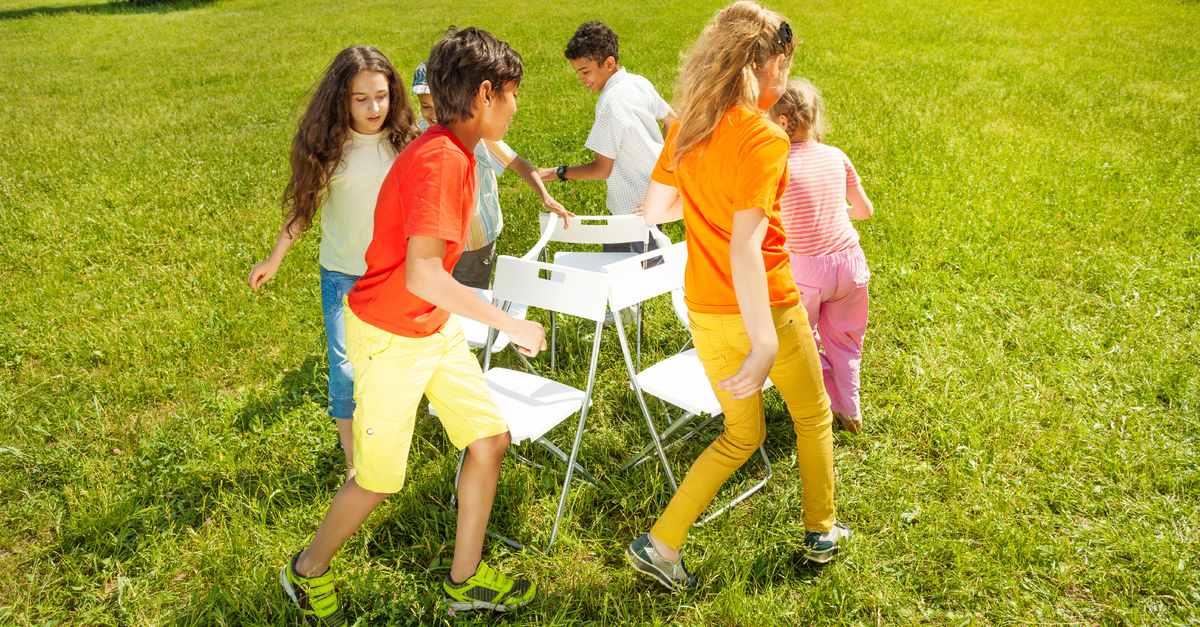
[345,306,509,494]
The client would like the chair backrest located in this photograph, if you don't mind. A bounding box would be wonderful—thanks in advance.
[670,287,690,328]
[601,241,688,311]
[521,213,559,261]
[492,255,611,322]
[538,213,649,246]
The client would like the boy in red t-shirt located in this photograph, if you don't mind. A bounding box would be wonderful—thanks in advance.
[279,29,545,625]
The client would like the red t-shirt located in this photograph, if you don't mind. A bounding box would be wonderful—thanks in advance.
[347,124,477,337]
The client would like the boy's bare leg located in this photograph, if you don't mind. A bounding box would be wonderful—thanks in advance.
[295,478,389,577]
[450,431,511,583]
[335,419,356,480]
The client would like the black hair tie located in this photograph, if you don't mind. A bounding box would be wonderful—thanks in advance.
[777,21,793,46]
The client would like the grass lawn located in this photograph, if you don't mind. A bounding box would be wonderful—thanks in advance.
[1,0,1198,624]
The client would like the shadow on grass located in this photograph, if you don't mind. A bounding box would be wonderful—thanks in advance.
[0,0,211,21]
[233,355,325,434]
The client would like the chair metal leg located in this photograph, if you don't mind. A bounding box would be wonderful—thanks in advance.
[636,305,643,372]
[612,314,678,492]
[483,326,496,374]
[507,444,594,485]
[699,445,773,524]
[622,411,724,471]
[535,437,598,485]
[550,311,557,371]
[621,411,701,470]
[546,318,604,553]
[508,344,537,374]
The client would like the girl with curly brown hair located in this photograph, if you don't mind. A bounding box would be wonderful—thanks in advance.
[246,46,419,481]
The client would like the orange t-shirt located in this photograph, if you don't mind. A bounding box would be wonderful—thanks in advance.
[651,106,798,314]
[347,124,477,337]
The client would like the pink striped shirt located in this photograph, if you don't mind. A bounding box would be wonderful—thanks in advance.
[780,141,861,257]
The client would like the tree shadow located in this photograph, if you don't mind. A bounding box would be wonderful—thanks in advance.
[0,0,211,21]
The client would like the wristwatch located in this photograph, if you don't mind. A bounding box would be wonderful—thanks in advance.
[556,165,568,181]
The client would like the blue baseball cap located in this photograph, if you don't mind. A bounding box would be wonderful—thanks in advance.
[411,62,429,95]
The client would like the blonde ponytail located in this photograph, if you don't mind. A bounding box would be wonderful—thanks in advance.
[671,1,795,167]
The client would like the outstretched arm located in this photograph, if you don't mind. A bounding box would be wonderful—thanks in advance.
[510,156,576,228]
[660,108,679,133]
[406,236,547,357]
[247,218,301,291]
[536,154,615,182]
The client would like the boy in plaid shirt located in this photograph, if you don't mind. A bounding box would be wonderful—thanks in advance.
[539,21,677,253]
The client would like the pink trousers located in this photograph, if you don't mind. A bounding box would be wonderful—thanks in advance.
[788,244,870,417]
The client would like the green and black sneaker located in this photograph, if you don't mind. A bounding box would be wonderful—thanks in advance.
[279,551,346,627]
[442,560,536,612]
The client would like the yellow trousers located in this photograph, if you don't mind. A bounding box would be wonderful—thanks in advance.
[651,305,836,550]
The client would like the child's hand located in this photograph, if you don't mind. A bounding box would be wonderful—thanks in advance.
[542,195,575,229]
[718,347,776,400]
[247,258,281,291]
[632,204,644,216]
[506,319,548,358]
[536,167,558,182]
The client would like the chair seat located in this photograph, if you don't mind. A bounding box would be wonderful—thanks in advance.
[461,289,529,353]
[483,367,585,445]
[636,349,774,417]
[552,251,637,274]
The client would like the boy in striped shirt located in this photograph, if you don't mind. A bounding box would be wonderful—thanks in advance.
[413,62,574,288]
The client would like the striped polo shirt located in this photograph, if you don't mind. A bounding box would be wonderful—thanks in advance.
[417,121,516,251]
[780,141,862,257]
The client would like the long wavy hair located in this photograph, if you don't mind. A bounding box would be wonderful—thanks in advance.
[282,46,419,234]
[670,1,795,167]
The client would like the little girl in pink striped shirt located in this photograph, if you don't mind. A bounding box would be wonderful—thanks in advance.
[768,78,875,434]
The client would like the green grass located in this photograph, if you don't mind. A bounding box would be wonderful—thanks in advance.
[1,0,1198,624]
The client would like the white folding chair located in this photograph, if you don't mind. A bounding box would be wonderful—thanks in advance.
[459,289,529,358]
[451,215,564,369]
[603,244,774,523]
[463,254,611,553]
[536,213,670,370]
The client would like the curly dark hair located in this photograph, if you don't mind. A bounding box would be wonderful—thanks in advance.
[282,46,419,235]
[565,21,619,65]
[427,27,524,125]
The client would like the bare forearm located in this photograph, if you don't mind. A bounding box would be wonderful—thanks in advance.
[729,210,777,350]
[661,109,679,134]
[640,180,684,224]
[846,185,874,220]
[511,157,554,201]
[730,244,777,349]
[562,160,611,180]
[641,197,683,225]
[267,220,300,262]
[407,263,515,330]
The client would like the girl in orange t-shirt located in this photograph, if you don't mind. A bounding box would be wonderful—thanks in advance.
[629,1,850,591]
